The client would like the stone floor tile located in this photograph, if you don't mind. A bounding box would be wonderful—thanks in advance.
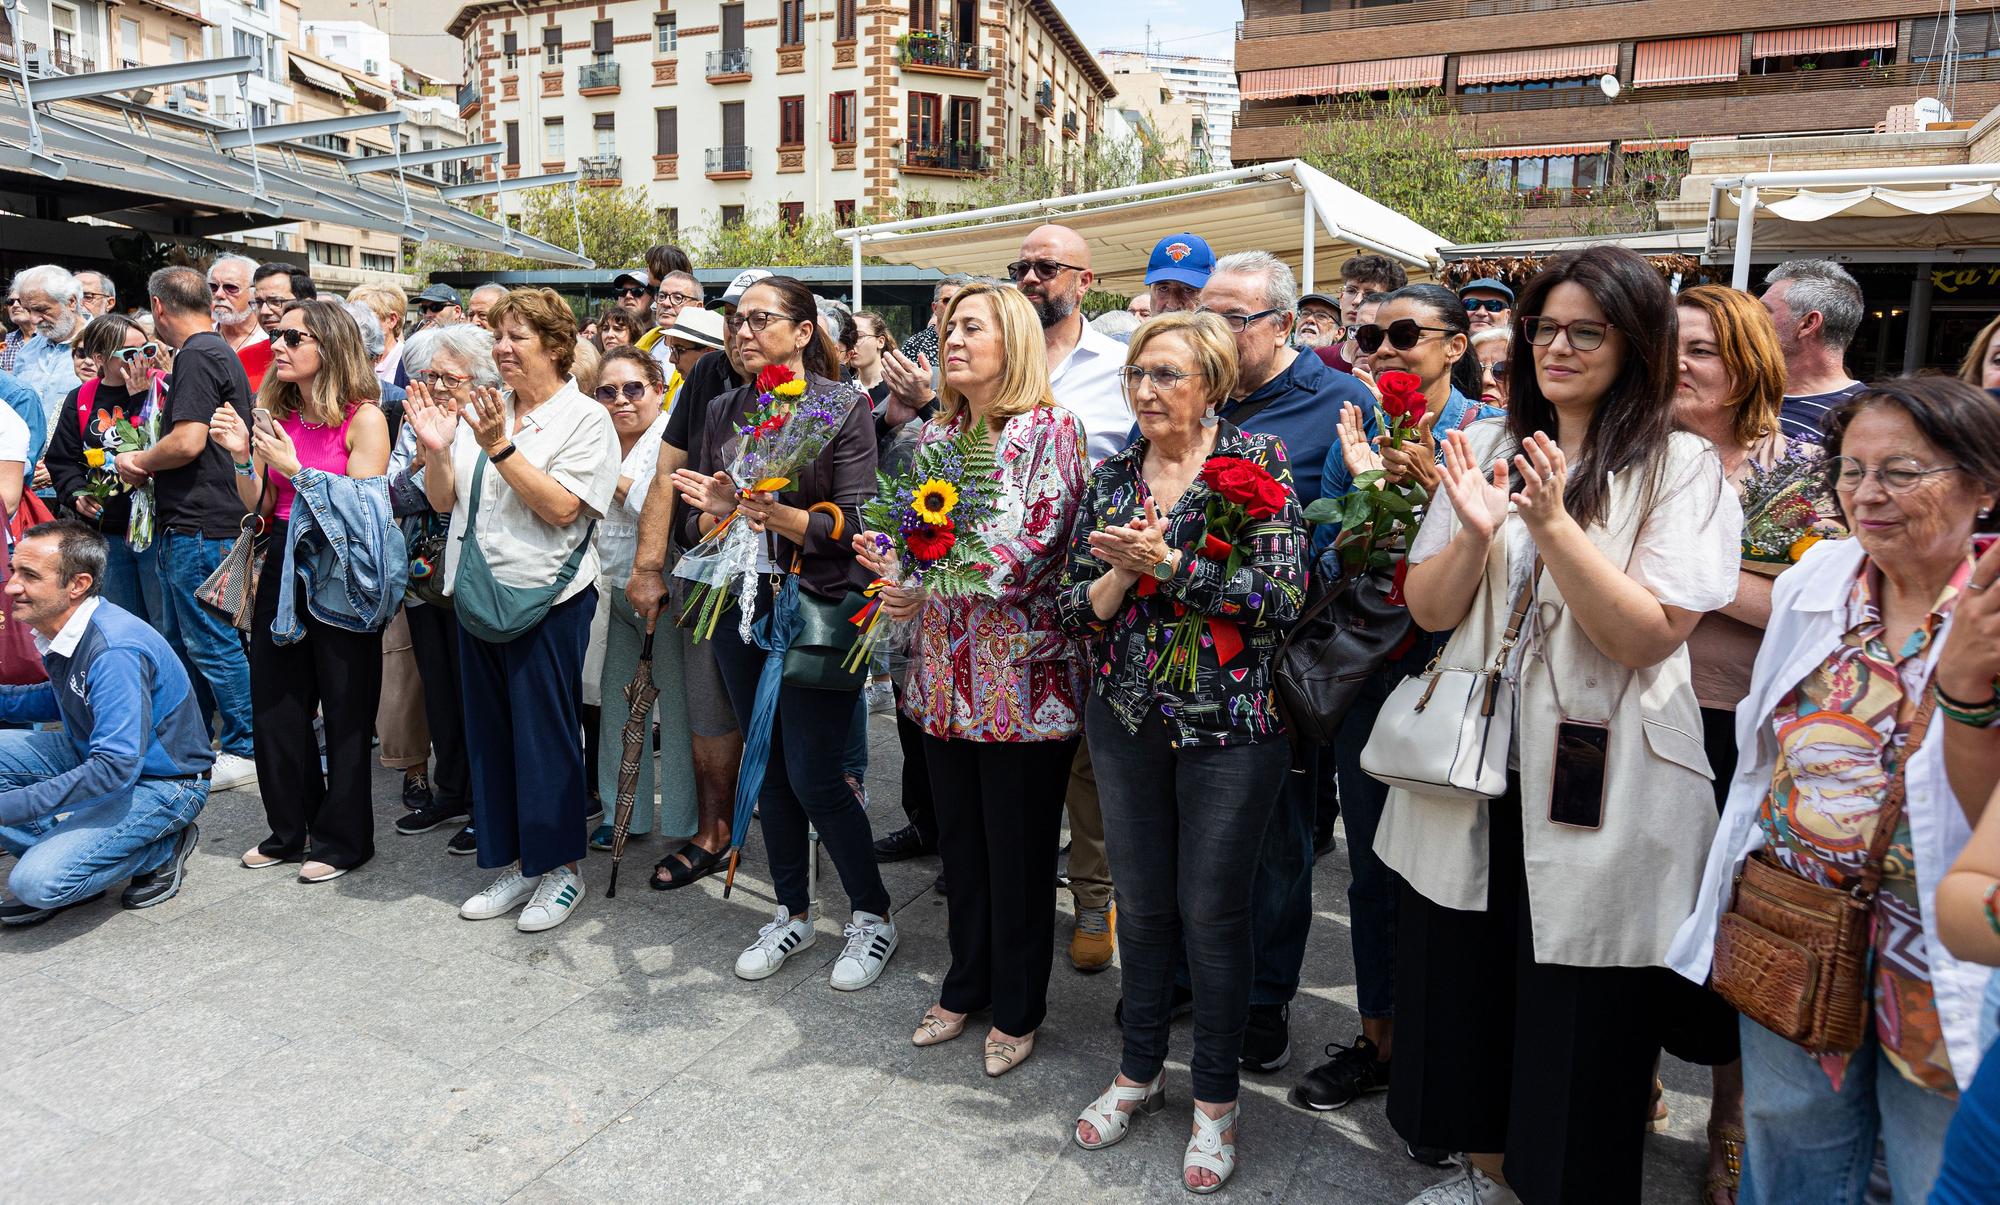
[0,969,133,1071]
[332,950,592,1069]
[502,964,767,1092]
[1,1102,285,1202]
[19,998,289,1134]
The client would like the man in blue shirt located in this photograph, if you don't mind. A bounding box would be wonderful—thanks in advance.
[0,367,46,471]
[0,521,212,926]
[6,265,84,421]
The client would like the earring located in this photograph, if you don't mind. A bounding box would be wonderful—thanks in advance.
[1199,403,1220,429]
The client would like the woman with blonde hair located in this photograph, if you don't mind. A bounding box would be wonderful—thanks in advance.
[1956,312,2000,390]
[347,283,408,386]
[855,283,1089,1075]
[209,299,391,882]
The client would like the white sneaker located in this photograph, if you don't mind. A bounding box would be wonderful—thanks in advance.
[460,865,536,921]
[734,910,816,980]
[211,753,258,792]
[517,866,585,932]
[829,910,898,991]
[1405,1165,1521,1205]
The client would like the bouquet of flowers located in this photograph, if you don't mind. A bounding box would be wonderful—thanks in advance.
[842,426,1002,672]
[673,364,853,641]
[1151,454,1286,692]
[1303,370,1430,575]
[78,378,162,551]
[1741,443,1843,575]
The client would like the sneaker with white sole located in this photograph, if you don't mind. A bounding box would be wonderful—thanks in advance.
[735,910,816,981]
[829,910,898,991]
[517,866,585,932]
[1405,1165,1521,1205]
[211,752,258,792]
[460,865,536,921]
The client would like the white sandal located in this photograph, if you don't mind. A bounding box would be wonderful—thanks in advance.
[1073,1072,1165,1151]
[1183,1104,1238,1195]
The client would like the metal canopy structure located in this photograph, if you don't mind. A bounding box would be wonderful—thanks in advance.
[1708,164,2000,285]
[0,61,588,265]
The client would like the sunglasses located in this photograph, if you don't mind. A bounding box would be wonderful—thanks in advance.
[272,328,317,349]
[1195,305,1281,333]
[1484,359,1510,381]
[1463,297,1509,314]
[1353,320,1453,354]
[112,343,162,363]
[1006,258,1084,282]
[594,381,650,404]
[207,281,244,297]
[617,286,653,299]
[418,302,450,314]
[1522,316,1613,352]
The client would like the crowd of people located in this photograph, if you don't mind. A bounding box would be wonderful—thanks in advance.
[2,230,1999,1205]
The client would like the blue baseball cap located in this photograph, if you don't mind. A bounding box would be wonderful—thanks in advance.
[1144,233,1215,289]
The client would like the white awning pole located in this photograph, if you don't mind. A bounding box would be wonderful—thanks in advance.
[1730,186,1758,292]
[851,235,862,309]
[1301,196,1316,295]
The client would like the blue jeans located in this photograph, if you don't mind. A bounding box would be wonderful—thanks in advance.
[0,730,208,907]
[1739,1014,1958,1204]
[99,534,158,626]
[154,530,253,758]
[842,692,868,782]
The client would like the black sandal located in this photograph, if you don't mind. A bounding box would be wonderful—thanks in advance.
[651,842,726,890]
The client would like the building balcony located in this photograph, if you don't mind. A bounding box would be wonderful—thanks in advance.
[581,154,622,186]
[900,34,987,77]
[1062,111,1080,140]
[44,46,93,75]
[706,48,751,82]
[578,60,620,95]
[1034,81,1054,116]
[457,80,480,117]
[705,145,752,178]
[904,142,987,177]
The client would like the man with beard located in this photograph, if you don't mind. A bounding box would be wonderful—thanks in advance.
[1007,224,1127,463]
[6,266,83,429]
[205,255,272,388]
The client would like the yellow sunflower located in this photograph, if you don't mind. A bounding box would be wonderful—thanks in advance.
[772,378,807,399]
[912,478,959,525]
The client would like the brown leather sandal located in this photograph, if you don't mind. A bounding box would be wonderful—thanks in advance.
[1703,1122,1744,1205]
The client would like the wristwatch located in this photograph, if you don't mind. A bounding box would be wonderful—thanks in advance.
[1148,551,1177,580]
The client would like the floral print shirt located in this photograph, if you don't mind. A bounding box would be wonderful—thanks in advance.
[903,405,1089,743]
[1056,424,1306,748]
[1757,557,1972,1097]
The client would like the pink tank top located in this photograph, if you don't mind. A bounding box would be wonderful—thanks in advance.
[271,407,357,521]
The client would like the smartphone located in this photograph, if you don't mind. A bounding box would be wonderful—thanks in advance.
[252,407,275,437]
[1549,719,1610,830]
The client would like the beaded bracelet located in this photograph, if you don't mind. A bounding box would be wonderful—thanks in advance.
[1986,880,2000,939]
[1933,679,2000,727]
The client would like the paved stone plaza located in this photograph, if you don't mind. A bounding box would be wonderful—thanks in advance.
[1,717,1715,1202]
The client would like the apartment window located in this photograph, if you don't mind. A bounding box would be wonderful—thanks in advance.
[909,0,937,32]
[720,204,745,227]
[779,96,805,147]
[780,201,804,230]
[1301,0,1332,12]
[592,20,613,61]
[721,3,744,52]
[908,91,941,148]
[504,120,520,165]
[118,17,139,67]
[655,12,677,53]
[502,31,518,69]
[250,102,268,127]
[836,0,857,39]
[830,91,856,144]
[168,34,188,63]
[594,112,616,157]
[544,117,565,161]
[235,30,267,77]
[306,240,351,268]
[543,27,562,66]
[361,252,397,273]
[302,133,351,153]
[722,99,745,147]
[834,198,856,226]
[658,207,679,237]
[780,0,805,46]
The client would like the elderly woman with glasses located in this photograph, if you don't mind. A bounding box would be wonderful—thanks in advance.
[1672,377,2000,1204]
[1057,311,1306,1193]
[46,314,165,620]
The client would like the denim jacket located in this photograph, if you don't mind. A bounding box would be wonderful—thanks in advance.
[272,469,408,644]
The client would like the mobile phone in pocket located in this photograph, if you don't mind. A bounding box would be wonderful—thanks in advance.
[1549,719,1610,830]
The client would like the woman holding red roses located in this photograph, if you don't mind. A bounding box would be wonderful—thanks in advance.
[1055,311,1306,1193]
[853,282,1088,1078]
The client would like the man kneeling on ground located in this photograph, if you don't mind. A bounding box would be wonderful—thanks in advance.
[0,521,211,926]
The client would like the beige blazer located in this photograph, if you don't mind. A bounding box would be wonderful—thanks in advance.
[1374,426,1725,969]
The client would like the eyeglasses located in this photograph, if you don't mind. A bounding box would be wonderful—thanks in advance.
[1117,365,1202,392]
[1339,283,1367,299]
[272,328,317,349]
[1353,320,1453,354]
[112,343,161,363]
[658,291,702,309]
[594,381,651,404]
[1463,298,1509,314]
[81,291,112,304]
[1522,316,1614,352]
[254,295,295,310]
[616,286,653,299]
[418,302,450,314]
[1825,456,1962,495]
[1006,258,1085,282]
[413,369,473,389]
[1195,306,1281,333]
[724,310,791,333]
[207,281,245,297]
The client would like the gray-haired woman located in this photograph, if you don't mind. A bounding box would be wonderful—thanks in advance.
[384,324,494,848]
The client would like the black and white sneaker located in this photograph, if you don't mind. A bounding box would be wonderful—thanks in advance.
[735,910,816,981]
[121,822,200,910]
[1290,1035,1392,1112]
[1239,1002,1292,1073]
[446,824,479,855]
[397,798,471,836]
[1,889,107,927]
[584,802,605,829]
[829,910,897,990]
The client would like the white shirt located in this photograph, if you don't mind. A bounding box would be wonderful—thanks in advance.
[594,413,668,583]
[442,378,621,605]
[0,398,29,465]
[1048,322,1130,466]
[33,595,101,657]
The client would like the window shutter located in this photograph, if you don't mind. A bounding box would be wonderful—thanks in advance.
[656,108,678,155]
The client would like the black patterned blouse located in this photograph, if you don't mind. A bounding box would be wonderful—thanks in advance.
[1055,423,1306,748]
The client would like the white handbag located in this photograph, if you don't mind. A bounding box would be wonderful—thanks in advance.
[1359,566,1537,800]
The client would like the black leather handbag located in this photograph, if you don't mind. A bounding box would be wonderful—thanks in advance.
[1272,563,1412,755]
[778,500,869,692]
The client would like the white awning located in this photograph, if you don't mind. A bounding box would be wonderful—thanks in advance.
[839,160,1446,297]
[289,56,355,99]
[1708,167,2000,277]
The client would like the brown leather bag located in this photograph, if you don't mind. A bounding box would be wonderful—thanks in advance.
[1711,693,1937,1053]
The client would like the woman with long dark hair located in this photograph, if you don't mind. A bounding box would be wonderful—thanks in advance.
[1383,247,1741,1205]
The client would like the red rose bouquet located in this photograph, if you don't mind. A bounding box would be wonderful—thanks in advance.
[1148,454,1285,692]
[1303,369,1432,575]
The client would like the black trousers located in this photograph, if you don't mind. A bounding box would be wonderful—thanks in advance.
[1387,774,1735,1205]
[894,684,937,847]
[922,733,1076,1035]
[404,602,471,811]
[249,525,384,869]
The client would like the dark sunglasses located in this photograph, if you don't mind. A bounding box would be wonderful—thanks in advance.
[1006,258,1084,282]
[594,381,650,404]
[1463,297,1509,314]
[272,328,317,349]
[418,302,450,314]
[1354,319,1453,354]
[1485,358,1510,381]
[1522,316,1613,352]
[616,286,653,299]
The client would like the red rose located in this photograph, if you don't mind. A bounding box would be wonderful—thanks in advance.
[1245,477,1288,519]
[906,521,956,562]
[1200,457,1270,507]
[1199,533,1233,561]
[755,363,795,395]
[1377,370,1427,425]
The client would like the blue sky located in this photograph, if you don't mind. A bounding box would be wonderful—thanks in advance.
[1055,1,1243,65]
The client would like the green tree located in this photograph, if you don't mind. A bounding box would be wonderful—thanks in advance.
[684,204,863,268]
[410,183,662,275]
[906,133,1192,218]
[1292,93,1521,246]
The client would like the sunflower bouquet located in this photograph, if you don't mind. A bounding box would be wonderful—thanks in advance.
[78,380,162,550]
[842,425,1003,672]
[673,364,855,642]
